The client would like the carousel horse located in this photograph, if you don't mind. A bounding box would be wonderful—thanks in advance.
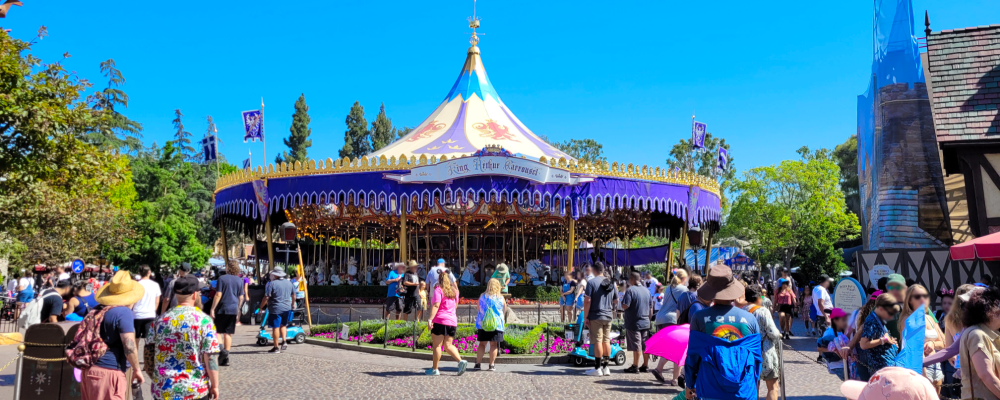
[460,261,480,286]
[329,273,342,286]
[526,259,549,286]
[346,257,359,285]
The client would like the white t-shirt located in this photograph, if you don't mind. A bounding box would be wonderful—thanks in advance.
[646,277,660,297]
[425,265,456,291]
[813,285,832,312]
[57,272,70,281]
[18,277,34,291]
[133,279,163,319]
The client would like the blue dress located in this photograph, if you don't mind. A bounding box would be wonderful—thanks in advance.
[858,312,898,373]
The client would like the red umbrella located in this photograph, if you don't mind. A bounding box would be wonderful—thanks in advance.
[951,231,1000,261]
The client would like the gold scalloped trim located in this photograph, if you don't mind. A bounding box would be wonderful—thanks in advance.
[215,156,721,197]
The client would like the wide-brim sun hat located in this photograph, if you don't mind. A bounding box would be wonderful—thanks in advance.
[408,260,418,267]
[496,264,508,274]
[840,367,937,400]
[270,266,287,278]
[95,270,145,307]
[696,264,745,301]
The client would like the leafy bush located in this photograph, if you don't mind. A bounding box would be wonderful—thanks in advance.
[374,320,426,342]
[502,323,548,354]
[310,321,358,337]
[308,285,562,301]
[359,319,387,335]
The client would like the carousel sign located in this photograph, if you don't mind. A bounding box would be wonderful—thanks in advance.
[384,155,594,185]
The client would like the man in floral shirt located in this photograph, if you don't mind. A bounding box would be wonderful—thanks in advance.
[145,275,221,400]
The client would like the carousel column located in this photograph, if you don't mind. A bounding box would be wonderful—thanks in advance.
[679,218,688,271]
[220,217,231,268]
[265,214,276,272]
[399,212,408,264]
[567,213,576,273]
[296,243,313,329]
[703,228,714,272]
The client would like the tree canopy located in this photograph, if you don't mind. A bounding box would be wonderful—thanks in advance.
[723,149,860,278]
[276,94,312,164]
[340,101,370,159]
[665,133,735,212]
[833,135,860,216]
[553,138,606,164]
[370,103,396,151]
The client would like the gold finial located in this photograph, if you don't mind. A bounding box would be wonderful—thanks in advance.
[468,0,481,47]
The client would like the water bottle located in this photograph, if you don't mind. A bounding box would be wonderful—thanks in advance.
[132,381,143,400]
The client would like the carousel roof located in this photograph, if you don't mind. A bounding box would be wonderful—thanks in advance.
[370,34,574,161]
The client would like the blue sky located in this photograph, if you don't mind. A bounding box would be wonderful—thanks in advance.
[4,0,999,171]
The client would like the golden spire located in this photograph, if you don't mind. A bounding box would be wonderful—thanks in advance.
[468,0,481,47]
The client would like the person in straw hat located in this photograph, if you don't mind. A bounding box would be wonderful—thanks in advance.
[685,264,761,400]
[81,270,145,400]
[492,263,511,294]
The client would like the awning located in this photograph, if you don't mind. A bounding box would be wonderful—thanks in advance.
[950,232,1000,261]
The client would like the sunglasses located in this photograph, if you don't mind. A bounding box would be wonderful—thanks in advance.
[912,294,929,300]
[887,284,905,291]
[880,304,901,315]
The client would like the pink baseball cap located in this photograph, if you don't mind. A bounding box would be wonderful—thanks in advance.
[869,290,884,300]
[830,308,847,319]
[841,367,937,400]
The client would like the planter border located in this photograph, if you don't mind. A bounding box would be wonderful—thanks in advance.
[304,337,570,365]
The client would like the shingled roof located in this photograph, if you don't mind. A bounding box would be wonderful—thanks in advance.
[926,24,1000,142]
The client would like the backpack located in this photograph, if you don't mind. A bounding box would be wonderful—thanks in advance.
[677,292,696,325]
[18,291,62,329]
[65,306,117,369]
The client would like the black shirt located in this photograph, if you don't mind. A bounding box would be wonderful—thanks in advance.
[39,289,63,322]
[403,272,419,297]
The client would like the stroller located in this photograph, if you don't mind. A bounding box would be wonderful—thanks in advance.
[255,308,307,346]
[566,309,626,367]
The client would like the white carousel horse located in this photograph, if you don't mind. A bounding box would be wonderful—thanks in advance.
[346,257,359,285]
[329,273,342,286]
[460,261,480,286]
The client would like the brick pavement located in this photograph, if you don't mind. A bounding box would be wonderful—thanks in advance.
[215,319,844,400]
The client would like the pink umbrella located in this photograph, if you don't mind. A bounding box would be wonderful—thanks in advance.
[951,231,1000,261]
[645,324,690,365]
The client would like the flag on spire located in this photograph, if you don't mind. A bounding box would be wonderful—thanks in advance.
[242,109,264,143]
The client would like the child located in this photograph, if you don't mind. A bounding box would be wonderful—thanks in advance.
[417,281,428,321]
[560,271,577,323]
[857,293,900,377]
[817,308,849,380]
[802,285,814,335]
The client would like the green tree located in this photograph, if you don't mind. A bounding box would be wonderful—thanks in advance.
[340,101,370,159]
[87,59,143,153]
[0,27,102,194]
[833,135,860,216]
[554,138,606,164]
[722,150,860,280]
[370,103,396,151]
[276,94,312,164]
[171,109,195,160]
[125,142,211,269]
[396,126,413,141]
[665,132,735,212]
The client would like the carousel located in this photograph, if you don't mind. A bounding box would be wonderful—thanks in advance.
[211,17,723,288]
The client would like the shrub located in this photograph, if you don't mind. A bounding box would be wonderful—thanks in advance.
[310,321,358,337]
[502,323,547,354]
[307,285,562,302]
[374,320,426,342]
[359,319,387,335]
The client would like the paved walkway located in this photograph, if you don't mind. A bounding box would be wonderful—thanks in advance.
[0,320,844,399]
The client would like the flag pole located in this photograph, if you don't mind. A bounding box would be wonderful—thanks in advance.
[261,97,276,274]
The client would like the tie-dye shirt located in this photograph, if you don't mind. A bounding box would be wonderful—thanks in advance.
[148,306,220,400]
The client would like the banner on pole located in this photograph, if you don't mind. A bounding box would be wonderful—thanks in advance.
[242,109,264,143]
[252,179,269,220]
[242,158,251,169]
[692,121,707,149]
[201,135,217,162]
[717,147,729,171]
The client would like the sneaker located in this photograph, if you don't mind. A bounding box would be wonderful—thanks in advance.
[280,343,288,351]
[585,368,604,376]
[651,369,665,383]
[219,350,230,366]
[623,365,639,374]
[425,368,440,376]
[267,347,280,354]
[602,366,612,376]
[456,360,468,376]
[638,365,648,373]
[487,365,496,371]
[474,363,481,370]
[678,376,685,389]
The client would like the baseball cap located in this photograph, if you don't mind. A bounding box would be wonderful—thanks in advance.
[172,275,200,295]
[869,290,884,300]
[841,367,937,400]
[887,274,906,286]
[830,308,847,319]
[437,258,446,264]
[819,274,834,282]
[179,262,192,273]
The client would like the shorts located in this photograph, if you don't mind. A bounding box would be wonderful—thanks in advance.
[215,314,237,335]
[266,310,292,328]
[925,362,944,382]
[81,366,127,400]
[779,304,793,314]
[134,318,154,339]
[588,320,612,344]
[626,329,649,352]
[809,304,818,322]
[576,295,585,309]
[385,296,402,313]
[476,329,504,343]
[402,296,417,314]
[431,323,457,337]
[15,291,32,303]
[762,365,780,380]
[561,295,574,306]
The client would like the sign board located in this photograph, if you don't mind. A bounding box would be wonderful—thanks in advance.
[383,156,594,185]
[71,259,85,274]
[834,277,866,315]
[868,264,894,286]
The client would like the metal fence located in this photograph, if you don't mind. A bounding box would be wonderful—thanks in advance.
[0,296,19,333]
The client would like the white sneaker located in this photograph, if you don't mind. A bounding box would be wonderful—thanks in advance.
[585,368,604,376]
[602,366,612,376]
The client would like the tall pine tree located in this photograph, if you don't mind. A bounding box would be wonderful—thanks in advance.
[370,103,396,151]
[340,101,370,159]
[171,109,195,160]
[277,94,312,164]
[396,127,412,140]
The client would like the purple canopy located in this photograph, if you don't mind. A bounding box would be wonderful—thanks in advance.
[542,244,670,267]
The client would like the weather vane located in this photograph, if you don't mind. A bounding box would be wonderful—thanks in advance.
[468,0,481,46]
